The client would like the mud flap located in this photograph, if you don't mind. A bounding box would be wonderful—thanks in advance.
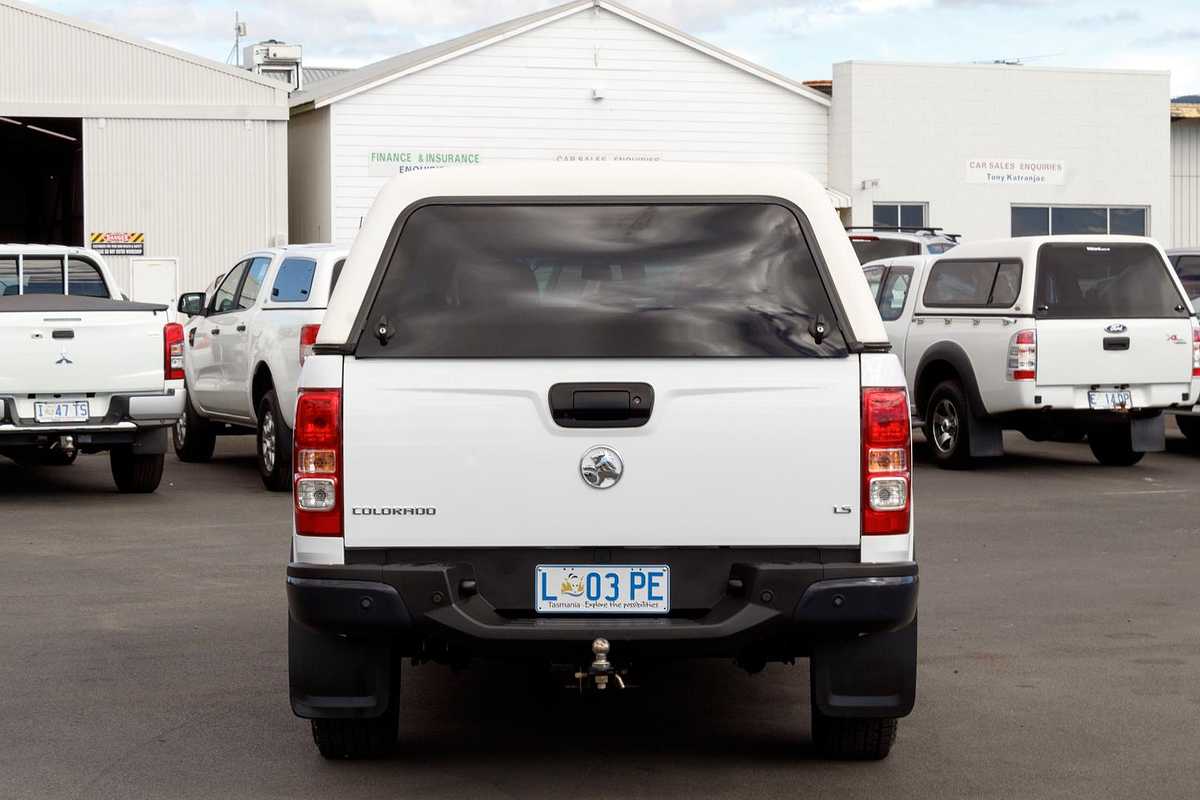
[289,616,395,719]
[968,415,1004,458]
[810,617,917,719]
[1130,414,1165,453]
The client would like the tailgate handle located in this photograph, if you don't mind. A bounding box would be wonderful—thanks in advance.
[1103,336,1130,351]
[51,330,74,339]
[548,383,654,428]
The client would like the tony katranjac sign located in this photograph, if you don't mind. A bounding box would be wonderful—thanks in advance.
[89,232,145,256]
[367,150,482,177]
[965,158,1065,186]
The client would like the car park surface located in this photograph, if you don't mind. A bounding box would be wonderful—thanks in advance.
[2,432,1198,798]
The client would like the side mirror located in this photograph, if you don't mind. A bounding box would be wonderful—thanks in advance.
[178,292,206,317]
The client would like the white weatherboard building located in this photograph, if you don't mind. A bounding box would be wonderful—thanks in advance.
[287,0,838,245]
[0,0,289,296]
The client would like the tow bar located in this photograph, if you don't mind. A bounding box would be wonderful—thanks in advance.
[573,638,627,691]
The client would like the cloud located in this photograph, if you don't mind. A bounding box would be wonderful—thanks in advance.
[1133,28,1200,47]
[1069,9,1141,29]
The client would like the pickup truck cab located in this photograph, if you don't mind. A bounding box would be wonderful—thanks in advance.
[173,244,347,490]
[864,236,1200,467]
[0,245,184,492]
[287,164,919,761]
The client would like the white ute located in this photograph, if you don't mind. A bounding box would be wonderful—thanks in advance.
[0,245,184,492]
[286,164,919,761]
[862,236,1200,467]
[172,245,347,489]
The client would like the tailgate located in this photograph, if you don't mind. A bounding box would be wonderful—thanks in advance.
[0,311,164,394]
[1035,318,1193,386]
[342,359,862,549]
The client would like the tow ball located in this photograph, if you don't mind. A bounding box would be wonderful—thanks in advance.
[573,638,627,691]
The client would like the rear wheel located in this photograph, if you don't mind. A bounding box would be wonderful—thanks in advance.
[174,390,217,463]
[1088,427,1145,466]
[257,389,292,492]
[924,380,974,469]
[811,709,897,760]
[1176,414,1200,446]
[110,448,165,493]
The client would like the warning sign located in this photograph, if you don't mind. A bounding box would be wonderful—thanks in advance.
[90,232,145,256]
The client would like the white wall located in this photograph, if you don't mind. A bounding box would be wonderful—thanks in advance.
[289,106,332,244]
[84,118,288,294]
[1171,119,1200,248]
[831,62,1171,243]
[323,6,829,243]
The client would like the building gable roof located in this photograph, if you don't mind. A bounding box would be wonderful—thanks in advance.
[290,0,830,112]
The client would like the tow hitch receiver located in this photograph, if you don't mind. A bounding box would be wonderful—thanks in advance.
[573,638,627,691]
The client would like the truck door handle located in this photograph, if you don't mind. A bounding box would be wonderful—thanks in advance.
[211,328,220,335]
[236,325,247,332]
[548,383,654,428]
[1103,336,1130,351]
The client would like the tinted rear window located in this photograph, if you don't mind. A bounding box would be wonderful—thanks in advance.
[1035,244,1187,319]
[851,238,921,263]
[924,260,1022,308]
[357,203,846,358]
[271,257,318,303]
[67,257,108,297]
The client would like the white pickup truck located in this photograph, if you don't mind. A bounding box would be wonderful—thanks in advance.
[863,236,1200,467]
[0,245,185,492]
[173,244,347,490]
[286,164,919,761]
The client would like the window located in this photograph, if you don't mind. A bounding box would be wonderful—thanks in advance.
[210,261,248,315]
[22,257,64,294]
[1035,243,1186,319]
[67,257,108,297]
[271,257,318,303]
[873,203,927,229]
[926,242,958,255]
[1174,255,1200,301]
[329,259,346,295]
[0,257,17,296]
[237,256,272,309]
[879,268,914,321]
[864,266,885,302]
[1012,205,1149,237]
[923,260,1022,308]
[358,203,847,358]
[850,237,921,263]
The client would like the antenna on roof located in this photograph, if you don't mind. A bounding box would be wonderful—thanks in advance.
[226,12,246,65]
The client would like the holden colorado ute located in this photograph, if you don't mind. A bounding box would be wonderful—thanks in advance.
[285,164,919,761]
[0,245,184,491]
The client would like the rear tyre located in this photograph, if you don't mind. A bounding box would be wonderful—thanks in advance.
[174,390,217,463]
[257,389,292,492]
[1176,415,1200,446]
[1088,428,1145,467]
[811,709,898,761]
[110,448,165,493]
[311,692,400,760]
[924,380,974,469]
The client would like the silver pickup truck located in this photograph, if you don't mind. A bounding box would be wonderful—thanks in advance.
[0,245,185,492]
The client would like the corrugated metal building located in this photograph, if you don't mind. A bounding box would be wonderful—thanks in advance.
[287,0,839,245]
[0,0,289,295]
[1170,104,1200,248]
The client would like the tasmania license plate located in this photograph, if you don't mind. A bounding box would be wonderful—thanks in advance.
[535,565,670,614]
[1088,390,1132,411]
[34,400,90,423]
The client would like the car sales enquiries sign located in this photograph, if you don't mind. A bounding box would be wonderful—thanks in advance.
[367,150,481,177]
[966,159,1065,186]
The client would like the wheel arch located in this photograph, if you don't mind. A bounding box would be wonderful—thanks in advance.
[913,343,987,418]
[251,362,275,414]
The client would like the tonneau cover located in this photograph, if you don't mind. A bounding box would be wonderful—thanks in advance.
[0,295,167,313]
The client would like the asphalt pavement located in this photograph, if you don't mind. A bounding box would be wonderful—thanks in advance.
[1,429,1198,799]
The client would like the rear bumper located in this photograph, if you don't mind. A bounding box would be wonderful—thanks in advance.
[0,390,182,450]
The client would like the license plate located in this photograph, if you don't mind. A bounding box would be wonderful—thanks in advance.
[1088,391,1132,411]
[535,565,670,614]
[34,401,90,423]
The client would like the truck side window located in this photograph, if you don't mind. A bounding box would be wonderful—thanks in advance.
[0,257,16,296]
[211,261,249,315]
[21,257,64,294]
[864,266,885,303]
[66,257,108,297]
[1175,255,1200,301]
[879,268,913,321]
[270,258,318,302]
[923,260,1022,308]
[237,257,272,309]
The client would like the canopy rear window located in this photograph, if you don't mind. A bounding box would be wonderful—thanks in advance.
[850,237,921,263]
[356,203,847,358]
[1035,244,1187,319]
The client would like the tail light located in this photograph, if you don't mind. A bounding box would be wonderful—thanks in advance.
[1007,329,1037,381]
[164,323,184,381]
[294,388,342,537]
[1192,319,1200,378]
[299,324,320,368]
[862,387,911,536]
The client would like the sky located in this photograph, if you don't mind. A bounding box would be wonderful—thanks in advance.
[32,0,1200,96]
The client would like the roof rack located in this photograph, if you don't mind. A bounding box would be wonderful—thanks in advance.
[845,226,961,241]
